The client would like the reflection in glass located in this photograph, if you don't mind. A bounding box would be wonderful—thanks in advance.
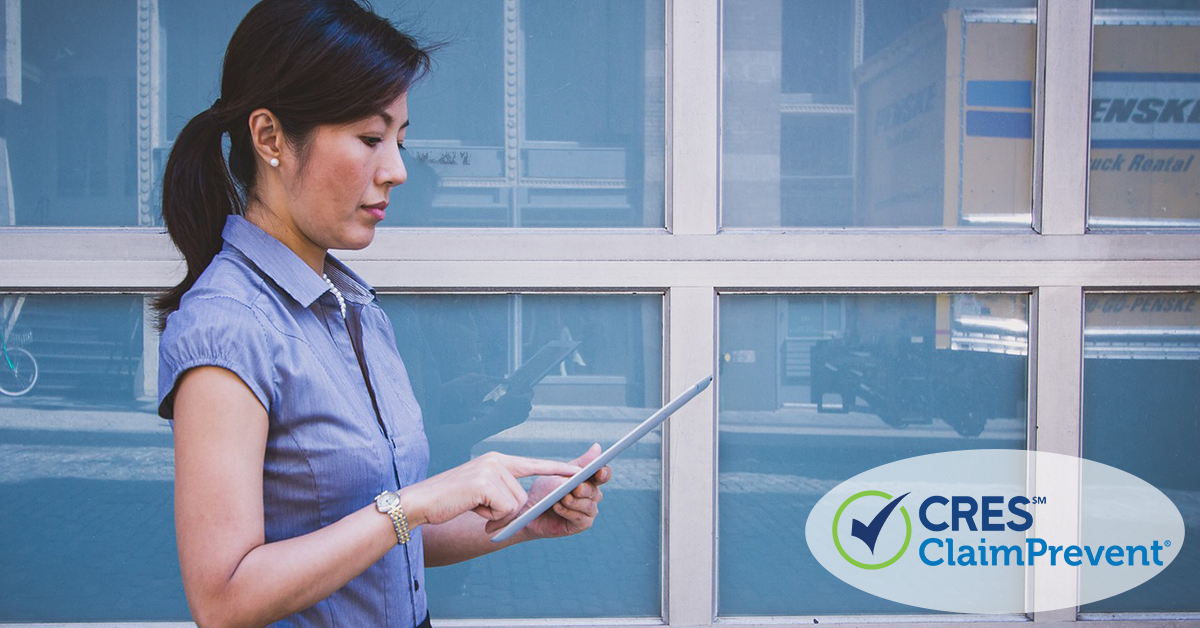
[4,1,139,226]
[723,1,1036,228]
[1,293,663,621]
[1,0,663,228]
[0,295,186,622]
[1089,3,1200,229]
[378,294,663,618]
[717,294,1028,615]
[386,0,666,227]
[1082,292,1200,612]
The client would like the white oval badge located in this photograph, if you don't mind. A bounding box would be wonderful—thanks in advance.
[803,450,1185,614]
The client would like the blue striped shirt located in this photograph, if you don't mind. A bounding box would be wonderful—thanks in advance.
[158,214,430,627]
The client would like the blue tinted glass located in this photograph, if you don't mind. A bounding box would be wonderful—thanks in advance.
[1082,292,1200,612]
[717,294,1029,615]
[722,1,1037,228]
[384,0,666,227]
[0,0,663,228]
[0,295,187,621]
[378,294,663,618]
[1089,2,1200,229]
[3,2,139,225]
[0,292,662,621]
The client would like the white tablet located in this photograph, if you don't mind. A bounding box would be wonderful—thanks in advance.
[490,374,713,542]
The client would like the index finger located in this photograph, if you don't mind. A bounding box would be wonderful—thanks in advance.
[498,454,582,479]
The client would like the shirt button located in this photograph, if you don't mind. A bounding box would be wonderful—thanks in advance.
[414,579,420,591]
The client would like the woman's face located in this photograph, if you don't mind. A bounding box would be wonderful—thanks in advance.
[281,92,409,254]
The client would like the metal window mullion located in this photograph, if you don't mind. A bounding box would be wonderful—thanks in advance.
[1031,285,1084,623]
[503,0,522,226]
[11,231,1200,267]
[1038,0,1092,235]
[3,258,1200,291]
[669,0,719,235]
[135,0,165,228]
[665,286,717,626]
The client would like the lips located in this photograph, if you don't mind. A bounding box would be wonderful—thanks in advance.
[363,201,387,221]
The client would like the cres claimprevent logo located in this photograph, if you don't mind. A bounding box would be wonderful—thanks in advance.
[805,450,1185,614]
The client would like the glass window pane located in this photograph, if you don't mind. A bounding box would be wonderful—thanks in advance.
[1,293,662,622]
[717,293,1029,615]
[387,0,666,227]
[378,294,663,618]
[1089,2,1200,229]
[0,295,187,622]
[1082,292,1200,612]
[0,0,664,228]
[3,1,139,226]
[723,1,1037,228]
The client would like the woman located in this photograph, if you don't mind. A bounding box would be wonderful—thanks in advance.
[155,1,610,626]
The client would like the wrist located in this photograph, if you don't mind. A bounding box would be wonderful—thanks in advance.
[397,485,428,528]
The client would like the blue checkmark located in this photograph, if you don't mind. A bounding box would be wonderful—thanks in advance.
[850,492,910,555]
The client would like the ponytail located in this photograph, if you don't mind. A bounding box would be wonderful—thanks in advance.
[154,100,244,330]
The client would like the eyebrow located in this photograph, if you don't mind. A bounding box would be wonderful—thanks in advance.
[377,112,410,130]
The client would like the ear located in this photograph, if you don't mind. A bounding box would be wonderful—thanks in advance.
[247,108,285,169]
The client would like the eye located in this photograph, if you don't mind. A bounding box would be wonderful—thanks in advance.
[360,136,383,147]
[398,142,406,151]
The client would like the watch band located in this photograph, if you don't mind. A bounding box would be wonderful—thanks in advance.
[376,491,411,545]
[388,504,411,545]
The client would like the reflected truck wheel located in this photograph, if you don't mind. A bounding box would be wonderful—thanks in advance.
[946,410,987,437]
[878,411,908,428]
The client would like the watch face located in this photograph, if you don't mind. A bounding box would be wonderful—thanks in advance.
[376,492,400,512]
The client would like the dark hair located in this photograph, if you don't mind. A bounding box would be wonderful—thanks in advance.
[155,0,433,329]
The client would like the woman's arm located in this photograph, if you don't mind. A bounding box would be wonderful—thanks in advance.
[422,510,530,567]
[173,366,580,628]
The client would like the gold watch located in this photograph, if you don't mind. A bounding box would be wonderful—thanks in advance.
[375,490,411,545]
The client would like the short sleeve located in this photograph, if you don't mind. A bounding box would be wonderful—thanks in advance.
[157,295,276,420]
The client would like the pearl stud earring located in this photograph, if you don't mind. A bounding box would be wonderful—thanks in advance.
[269,157,280,167]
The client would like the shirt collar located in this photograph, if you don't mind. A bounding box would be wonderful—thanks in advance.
[323,253,376,305]
[221,214,376,308]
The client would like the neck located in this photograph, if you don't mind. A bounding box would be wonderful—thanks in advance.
[244,203,326,275]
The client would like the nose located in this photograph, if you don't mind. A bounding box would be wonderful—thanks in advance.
[378,141,407,189]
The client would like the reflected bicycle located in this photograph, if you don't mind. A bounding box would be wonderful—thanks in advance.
[1,296,38,397]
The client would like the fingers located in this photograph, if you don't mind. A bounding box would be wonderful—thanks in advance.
[570,478,606,501]
[553,488,601,524]
[569,442,603,468]
[498,468,528,511]
[462,451,612,540]
[568,444,611,485]
[483,517,505,535]
[469,454,531,521]
[588,465,612,486]
[490,452,581,479]
[564,486,602,508]
[471,472,524,521]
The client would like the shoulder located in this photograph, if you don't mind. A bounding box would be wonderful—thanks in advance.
[161,252,278,358]
[157,253,281,419]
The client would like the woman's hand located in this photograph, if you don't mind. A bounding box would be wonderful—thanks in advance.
[485,443,612,540]
[401,451,581,529]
